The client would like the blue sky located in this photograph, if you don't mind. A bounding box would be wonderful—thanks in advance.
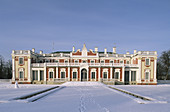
[0,0,170,60]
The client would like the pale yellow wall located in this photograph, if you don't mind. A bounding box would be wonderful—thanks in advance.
[15,57,28,79]
[141,58,154,79]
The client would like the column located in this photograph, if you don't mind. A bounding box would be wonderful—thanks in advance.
[44,63,46,82]
[129,70,131,82]
[122,67,125,83]
[110,67,113,80]
[28,57,31,82]
[38,70,40,81]
[12,57,15,81]
[138,58,142,83]
[56,67,58,79]
[68,67,70,81]
[98,67,100,81]
[154,58,157,82]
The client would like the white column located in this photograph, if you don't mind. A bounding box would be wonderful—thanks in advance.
[122,67,125,83]
[28,57,31,82]
[154,59,157,82]
[12,58,15,81]
[44,63,46,81]
[129,70,131,82]
[110,67,113,79]
[68,67,70,81]
[138,58,142,83]
[98,67,100,81]
[38,70,40,81]
[56,67,58,79]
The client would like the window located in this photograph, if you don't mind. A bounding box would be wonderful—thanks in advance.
[65,60,68,63]
[49,72,53,78]
[33,70,38,80]
[19,57,24,64]
[145,72,149,80]
[55,60,58,63]
[91,72,95,79]
[73,72,77,79]
[101,61,104,63]
[91,61,94,63]
[19,71,24,79]
[145,58,150,66]
[75,60,78,63]
[126,61,129,64]
[83,61,86,63]
[115,72,119,79]
[103,72,107,79]
[110,61,114,63]
[40,70,44,80]
[131,71,136,81]
[61,72,65,78]
[120,61,123,63]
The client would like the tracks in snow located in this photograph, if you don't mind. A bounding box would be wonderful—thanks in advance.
[75,86,110,112]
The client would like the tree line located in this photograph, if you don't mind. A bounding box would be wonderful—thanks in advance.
[0,49,169,79]
[157,50,170,80]
[0,55,12,79]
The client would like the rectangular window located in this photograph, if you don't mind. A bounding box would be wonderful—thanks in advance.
[91,72,95,79]
[120,61,123,63]
[131,71,136,81]
[55,60,58,63]
[32,70,38,80]
[40,70,44,80]
[61,72,65,78]
[65,60,68,63]
[83,61,86,63]
[110,61,114,63]
[145,59,150,66]
[73,72,77,79]
[115,72,119,79]
[126,61,129,64]
[145,72,149,80]
[49,72,53,78]
[103,72,107,79]
[91,61,94,63]
[19,57,24,64]
[101,61,104,63]
[75,60,78,63]
[19,71,24,79]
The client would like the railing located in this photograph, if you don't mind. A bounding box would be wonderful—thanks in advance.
[32,63,138,67]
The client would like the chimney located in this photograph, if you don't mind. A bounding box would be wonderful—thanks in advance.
[32,48,35,53]
[40,50,43,54]
[104,48,107,54]
[113,47,116,54]
[95,47,98,53]
[134,50,137,54]
[72,46,75,52]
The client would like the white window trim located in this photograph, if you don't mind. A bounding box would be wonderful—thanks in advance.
[48,68,54,80]
[145,58,150,66]
[145,69,150,80]
[114,69,120,80]
[19,68,24,80]
[60,68,66,79]
[19,57,24,65]
[72,71,77,79]
[91,68,96,80]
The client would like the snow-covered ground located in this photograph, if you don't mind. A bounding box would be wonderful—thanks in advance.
[0,82,170,112]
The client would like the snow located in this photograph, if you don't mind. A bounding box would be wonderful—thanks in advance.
[0,82,170,112]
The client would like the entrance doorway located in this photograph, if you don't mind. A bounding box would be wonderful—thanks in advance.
[81,69,87,81]
[125,71,129,85]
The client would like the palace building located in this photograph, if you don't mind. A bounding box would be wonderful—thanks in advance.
[11,44,157,85]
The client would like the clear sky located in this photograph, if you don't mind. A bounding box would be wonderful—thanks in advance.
[0,0,170,60]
